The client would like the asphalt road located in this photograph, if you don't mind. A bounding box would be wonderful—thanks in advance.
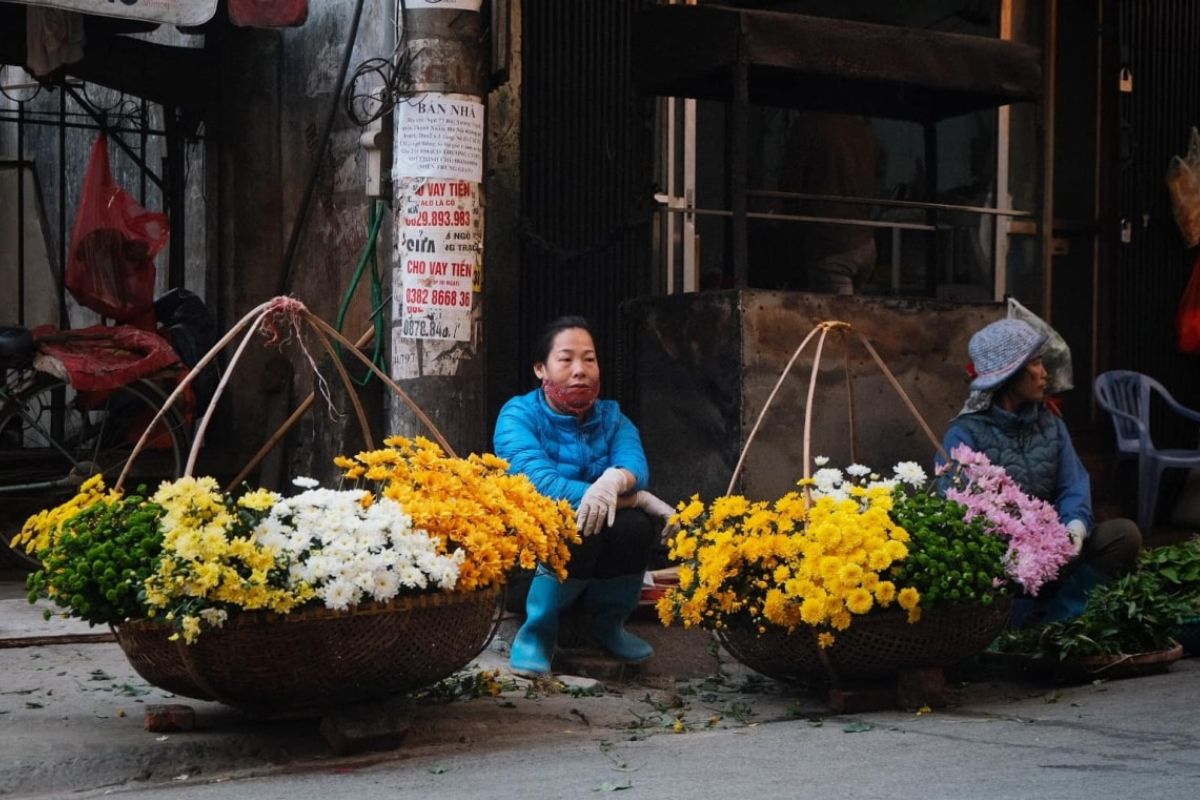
[54,662,1200,800]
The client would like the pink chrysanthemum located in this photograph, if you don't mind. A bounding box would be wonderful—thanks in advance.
[943,444,1075,596]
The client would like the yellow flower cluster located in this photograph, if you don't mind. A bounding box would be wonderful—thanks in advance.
[657,485,922,647]
[144,477,310,642]
[335,436,580,591]
[11,475,122,558]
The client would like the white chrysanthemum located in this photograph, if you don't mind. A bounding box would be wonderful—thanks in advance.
[371,569,401,601]
[893,461,928,487]
[254,529,288,552]
[813,455,830,466]
[846,463,871,478]
[198,608,228,628]
[292,476,319,489]
[255,487,461,606]
[813,467,844,490]
[321,577,358,611]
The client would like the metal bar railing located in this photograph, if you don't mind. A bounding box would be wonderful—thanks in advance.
[747,189,1036,219]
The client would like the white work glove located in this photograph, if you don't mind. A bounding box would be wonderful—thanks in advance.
[1066,519,1088,559]
[634,490,679,543]
[577,468,628,537]
[633,490,674,520]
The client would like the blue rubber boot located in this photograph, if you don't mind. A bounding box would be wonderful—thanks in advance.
[510,572,586,677]
[1040,564,1108,624]
[586,575,655,664]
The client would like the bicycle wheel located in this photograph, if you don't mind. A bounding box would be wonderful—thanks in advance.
[0,374,190,570]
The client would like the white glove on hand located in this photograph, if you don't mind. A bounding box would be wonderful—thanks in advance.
[633,490,674,520]
[1066,519,1088,558]
[577,468,628,537]
[634,491,679,543]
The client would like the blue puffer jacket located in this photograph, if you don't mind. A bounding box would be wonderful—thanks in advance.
[493,389,649,508]
[939,402,1093,530]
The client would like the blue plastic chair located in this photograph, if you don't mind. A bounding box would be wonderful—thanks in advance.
[1093,370,1200,533]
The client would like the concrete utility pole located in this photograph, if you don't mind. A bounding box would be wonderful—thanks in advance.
[389,1,488,454]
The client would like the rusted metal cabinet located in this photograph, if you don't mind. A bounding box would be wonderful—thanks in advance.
[624,290,1004,503]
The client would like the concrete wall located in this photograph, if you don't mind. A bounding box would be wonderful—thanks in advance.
[626,290,1005,505]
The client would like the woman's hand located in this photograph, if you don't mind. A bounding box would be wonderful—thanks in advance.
[633,490,679,542]
[577,468,629,536]
[1066,519,1087,559]
[632,490,674,520]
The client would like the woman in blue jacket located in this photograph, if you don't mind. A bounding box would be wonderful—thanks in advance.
[494,316,674,676]
[940,318,1141,624]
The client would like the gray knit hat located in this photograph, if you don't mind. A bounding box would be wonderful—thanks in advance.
[967,318,1048,392]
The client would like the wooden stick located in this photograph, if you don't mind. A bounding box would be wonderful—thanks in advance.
[725,325,823,496]
[185,311,269,477]
[300,309,375,451]
[305,314,457,457]
[225,327,376,492]
[801,325,833,485]
[853,331,949,463]
[116,298,279,491]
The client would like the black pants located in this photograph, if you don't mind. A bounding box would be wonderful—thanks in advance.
[566,508,657,580]
[1080,517,1143,578]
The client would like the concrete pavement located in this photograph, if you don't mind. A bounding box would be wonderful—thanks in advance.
[2,576,1199,800]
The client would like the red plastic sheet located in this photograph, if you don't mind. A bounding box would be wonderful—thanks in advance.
[31,324,181,393]
[1178,253,1200,354]
[228,0,308,28]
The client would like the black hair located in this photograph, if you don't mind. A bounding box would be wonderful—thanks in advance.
[533,315,594,365]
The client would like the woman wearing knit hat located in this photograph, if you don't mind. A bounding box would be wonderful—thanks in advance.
[939,318,1142,624]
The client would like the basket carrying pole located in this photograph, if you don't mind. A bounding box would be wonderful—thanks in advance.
[725,320,949,499]
[225,327,377,492]
[116,298,280,491]
[117,297,457,493]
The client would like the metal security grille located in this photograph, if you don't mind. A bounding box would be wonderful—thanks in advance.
[519,0,655,404]
[1111,0,1200,442]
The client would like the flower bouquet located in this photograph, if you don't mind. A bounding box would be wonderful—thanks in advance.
[657,455,1045,683]
[12,437,578,710]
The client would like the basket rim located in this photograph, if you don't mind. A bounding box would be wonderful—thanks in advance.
[715,595,1014,640]
[115,584,502,633]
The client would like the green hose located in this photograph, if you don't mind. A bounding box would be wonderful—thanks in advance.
[335,198,387,385]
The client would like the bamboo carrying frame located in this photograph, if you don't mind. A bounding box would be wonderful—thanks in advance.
[716,320,1003,686]
[116,295,454,494]
[110,296,502,711]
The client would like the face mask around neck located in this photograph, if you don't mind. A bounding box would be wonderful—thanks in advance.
[542,378,599,415]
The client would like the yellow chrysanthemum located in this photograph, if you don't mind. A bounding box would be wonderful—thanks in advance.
[656,466,921,640]
[845,588,874,615]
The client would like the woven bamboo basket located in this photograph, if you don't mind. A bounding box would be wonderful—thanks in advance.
[107,298,505,712]
[709,321,1017,684]
[113,587,500,711]
[718,597,1013,683]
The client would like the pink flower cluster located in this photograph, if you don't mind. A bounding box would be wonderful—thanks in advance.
[941,444,1075,596]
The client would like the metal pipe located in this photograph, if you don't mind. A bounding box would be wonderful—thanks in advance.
[57,88,66,330]
[0,111,174,137]
[61,83,165,191]
[730,19,749,288]
[1041,0,1058,322]
[660,205,937,231]
[17,103,24,327]
[747,189,1036,218]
